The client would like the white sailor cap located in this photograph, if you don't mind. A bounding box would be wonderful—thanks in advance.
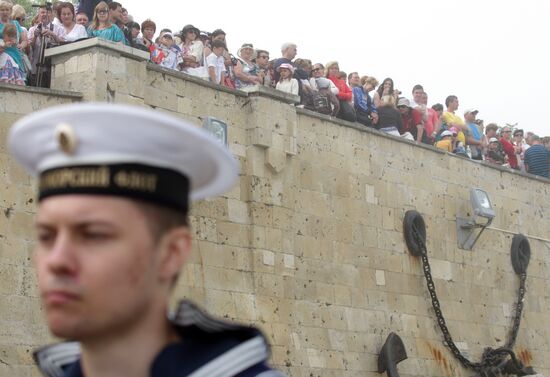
[8,103,239,213]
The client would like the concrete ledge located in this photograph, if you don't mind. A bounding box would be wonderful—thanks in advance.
[240,85,300,104]
[45,37,149,61]
[0,82,83,98]
[296,107,550,184]
[146,63,249,97]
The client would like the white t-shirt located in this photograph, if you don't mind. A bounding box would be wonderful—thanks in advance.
[206,53,225,84]
[63,23,88,42]
[276,78,299,96]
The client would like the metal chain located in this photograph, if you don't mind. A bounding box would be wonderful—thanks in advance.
[412,226,527,372]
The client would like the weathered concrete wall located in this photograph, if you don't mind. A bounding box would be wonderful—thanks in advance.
[1,39,549,377]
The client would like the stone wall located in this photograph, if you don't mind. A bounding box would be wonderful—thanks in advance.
[1,39,549,377]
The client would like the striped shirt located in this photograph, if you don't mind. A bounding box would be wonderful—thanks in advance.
[524,144,550,178]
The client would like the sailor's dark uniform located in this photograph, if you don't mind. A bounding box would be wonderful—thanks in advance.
[34,300,285,377]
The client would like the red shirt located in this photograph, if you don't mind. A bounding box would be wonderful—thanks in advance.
[425,108,438,136]
[400,109,423,134]
[500,138,518,168]
[328,75,352,101]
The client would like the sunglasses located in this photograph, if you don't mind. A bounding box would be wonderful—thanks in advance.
[312,68,321,72]
[97,9,108,14]
[503,130,512,133]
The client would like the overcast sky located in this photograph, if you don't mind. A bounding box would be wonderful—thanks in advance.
[130,0,550,137]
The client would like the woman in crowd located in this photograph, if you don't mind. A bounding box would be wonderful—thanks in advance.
[138,19,155,49]
[513,129,529,172]
[233,43,261,89]
[177,24,203,73]
[375,95,405,136]
[58,2,87,42]
[0,0,28,84]
[10,4,26,31]
[275,63,298,95]
[87,1,126,44]
[373,77,400,108]
[325,61,356,122]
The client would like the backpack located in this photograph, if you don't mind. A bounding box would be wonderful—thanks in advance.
[310,91,332,115]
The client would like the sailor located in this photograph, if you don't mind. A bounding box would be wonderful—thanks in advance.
[8,103,284,377]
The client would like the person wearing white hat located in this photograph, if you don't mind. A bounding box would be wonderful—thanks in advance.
[8,103,284,377]
[434,130,454,152]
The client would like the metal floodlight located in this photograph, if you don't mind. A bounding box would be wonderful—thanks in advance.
[202,117,228,146]
[456,188,495,250]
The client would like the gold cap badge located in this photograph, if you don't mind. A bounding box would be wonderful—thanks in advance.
[55,123,77,155]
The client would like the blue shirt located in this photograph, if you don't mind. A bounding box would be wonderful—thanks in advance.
[88,24,128,45]
[352,86,377,114]
[524,144,550,178]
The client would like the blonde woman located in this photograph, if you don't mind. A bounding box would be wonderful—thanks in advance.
[87,1,126,44]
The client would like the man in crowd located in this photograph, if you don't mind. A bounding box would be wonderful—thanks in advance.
[254,49,272,87]
[75,11,89,26]
[273,42,297,82]
[410,84,424,108]
[421,92,439,144]
[441,95,468,148]
[464,109,485,160]
[348,72,360,88]
[109,2,130,44]
[499,125,518,169]
[524,135,550,178]
[28,4,65,87]
[8,103,284,377]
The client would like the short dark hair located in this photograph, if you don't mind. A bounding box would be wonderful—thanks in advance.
[445,95,457,107]
[347,72,358,82]
[108,2,122,11]
[255,49,268,57]
[412,84,423,93]
[127,21,140,31]
[211,29,225,38]
[211,39,226,50]
[431,103,443,112]
[134,200,189,242]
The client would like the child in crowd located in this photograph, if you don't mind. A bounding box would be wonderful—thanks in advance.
[0,24,26,85]
[275,63,298,95]
[157,32,179,70]
[485,137,507,165]
[434,130,454,152]
[206,39,226,85]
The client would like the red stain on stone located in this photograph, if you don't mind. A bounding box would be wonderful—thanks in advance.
[428,343,454,377]
[517,349,533,365]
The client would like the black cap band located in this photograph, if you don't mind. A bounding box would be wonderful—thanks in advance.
[38,164,190,213]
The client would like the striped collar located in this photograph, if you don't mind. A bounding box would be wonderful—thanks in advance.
[34,300,273,377]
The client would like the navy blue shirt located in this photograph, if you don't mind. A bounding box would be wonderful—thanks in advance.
[524,144,550,178]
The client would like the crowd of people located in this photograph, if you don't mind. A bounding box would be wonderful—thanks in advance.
[1,0,549,178]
